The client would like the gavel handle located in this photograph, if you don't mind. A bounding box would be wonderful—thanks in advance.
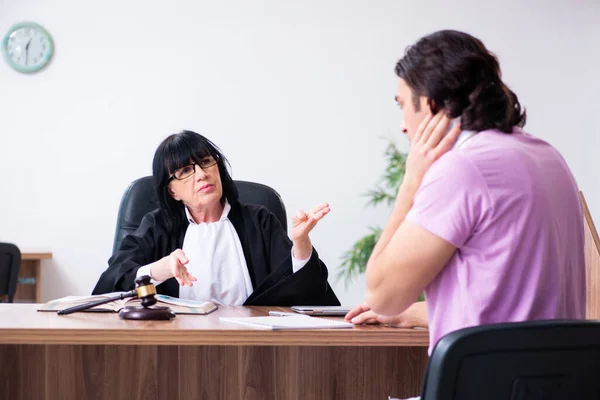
[58,290,136,315]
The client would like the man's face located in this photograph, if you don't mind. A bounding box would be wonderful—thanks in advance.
[395,78,430,143]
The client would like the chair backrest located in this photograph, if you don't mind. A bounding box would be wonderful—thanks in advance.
[0,242,21,303]
[580,192,600,319]
[421,319,600,400]
[112,177,287,253]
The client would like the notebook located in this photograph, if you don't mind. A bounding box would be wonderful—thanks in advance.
[219,315,354,330]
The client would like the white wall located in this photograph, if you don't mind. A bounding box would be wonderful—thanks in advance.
[1,0,599,305]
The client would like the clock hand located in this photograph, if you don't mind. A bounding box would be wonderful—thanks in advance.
[24,39,32,65]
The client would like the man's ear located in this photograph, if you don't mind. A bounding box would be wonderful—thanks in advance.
[426,98,438,114]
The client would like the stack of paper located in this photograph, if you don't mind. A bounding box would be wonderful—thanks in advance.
[219,315,353,330]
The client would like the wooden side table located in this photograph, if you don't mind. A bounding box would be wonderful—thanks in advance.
[13,252,52,303]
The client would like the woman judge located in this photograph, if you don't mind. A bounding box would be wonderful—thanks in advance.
[93,130,339,306]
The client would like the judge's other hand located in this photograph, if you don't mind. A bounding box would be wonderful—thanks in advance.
[344,303,427,328]
[290,203,330,242]
[168,249,197,286]
[152,249,197,286]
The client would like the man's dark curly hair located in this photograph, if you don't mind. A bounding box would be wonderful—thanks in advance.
[395,30,526,133]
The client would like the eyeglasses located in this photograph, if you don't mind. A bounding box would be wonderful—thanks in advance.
[168,156,218,181]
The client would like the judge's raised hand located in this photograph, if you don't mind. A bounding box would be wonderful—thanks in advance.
[290,203,330,260]
[290,203,330,242]
[151,249,197,286]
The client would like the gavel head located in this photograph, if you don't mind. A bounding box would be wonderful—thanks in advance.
[134,275,157,307]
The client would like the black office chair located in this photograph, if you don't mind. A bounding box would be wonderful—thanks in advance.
[420,319,600,400]
[112,176,288,253]
[0,242,21,303]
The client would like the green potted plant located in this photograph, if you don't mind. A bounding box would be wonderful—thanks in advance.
[338,139,415,288]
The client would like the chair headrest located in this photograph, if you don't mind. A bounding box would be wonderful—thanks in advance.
[112,177,287,254]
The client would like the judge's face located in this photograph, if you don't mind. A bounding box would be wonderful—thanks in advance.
[167,156,223,211]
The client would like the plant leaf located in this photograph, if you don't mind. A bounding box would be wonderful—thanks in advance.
[338,137,408,286]
[337,227,382,288]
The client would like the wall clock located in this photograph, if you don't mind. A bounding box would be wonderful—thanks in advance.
[1,22,53,73]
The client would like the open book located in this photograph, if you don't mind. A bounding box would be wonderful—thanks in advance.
[38,293,217,315]
[220,315,354,330]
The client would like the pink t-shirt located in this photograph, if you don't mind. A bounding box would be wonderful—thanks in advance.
[406,128,586,354]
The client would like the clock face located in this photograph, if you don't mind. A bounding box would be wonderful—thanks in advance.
[1,22,53,73]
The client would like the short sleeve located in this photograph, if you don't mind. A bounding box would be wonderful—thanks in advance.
[405,151,489,247]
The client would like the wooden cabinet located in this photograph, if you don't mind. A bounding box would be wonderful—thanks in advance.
[13,252,52,303]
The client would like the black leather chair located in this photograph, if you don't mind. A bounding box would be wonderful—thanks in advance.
[0,242,21,303]
[421,319,600,400]
[112,176,288,253]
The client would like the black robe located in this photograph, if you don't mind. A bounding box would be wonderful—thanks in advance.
[92,201,340,306]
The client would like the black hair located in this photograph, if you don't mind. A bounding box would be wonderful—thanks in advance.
[152,130,238,232]
[395,30,526,133]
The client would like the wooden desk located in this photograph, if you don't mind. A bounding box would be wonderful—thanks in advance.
[0,304,429,400]
[14,252,52,303]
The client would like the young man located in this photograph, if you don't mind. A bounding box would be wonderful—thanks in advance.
[346,30,586,362]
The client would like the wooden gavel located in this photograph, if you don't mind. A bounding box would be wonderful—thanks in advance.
[58,275,175,320]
